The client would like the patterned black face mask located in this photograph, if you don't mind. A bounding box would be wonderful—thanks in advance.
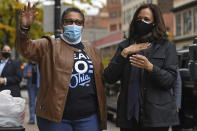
[2,52,10,59]
[135,19,154,37]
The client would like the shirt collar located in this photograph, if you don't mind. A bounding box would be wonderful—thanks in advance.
[60,34,81,45]
[1,58,9,63]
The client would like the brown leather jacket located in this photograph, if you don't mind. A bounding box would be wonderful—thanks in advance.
[16,29,107,129]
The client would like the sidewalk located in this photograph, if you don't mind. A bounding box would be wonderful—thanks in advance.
[21,90,39,131]
[21,90,119,131]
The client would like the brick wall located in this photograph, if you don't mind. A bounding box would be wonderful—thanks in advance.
[163,12,174,39]
[158,0,173,13]
[107,0,122,32]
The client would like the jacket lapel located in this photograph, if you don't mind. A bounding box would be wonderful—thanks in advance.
[148,41,162,59]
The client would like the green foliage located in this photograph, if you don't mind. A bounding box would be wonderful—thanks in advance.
[0,0,45,48]
[0,0,104,49]
[102,56,112,69]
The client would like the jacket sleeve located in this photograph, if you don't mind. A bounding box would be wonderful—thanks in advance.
[15,28,50,62]
[148,42,178,89]
[6,61,22,86]
[103,45,128,84]
[173,69,182,108]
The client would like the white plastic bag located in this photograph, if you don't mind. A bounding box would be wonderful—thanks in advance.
[0,90,26,127]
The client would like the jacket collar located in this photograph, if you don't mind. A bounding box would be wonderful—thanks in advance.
[148,39,166,58]
[60,39,82,52]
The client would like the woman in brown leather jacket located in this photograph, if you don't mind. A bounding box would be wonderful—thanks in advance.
[16,2,106,131]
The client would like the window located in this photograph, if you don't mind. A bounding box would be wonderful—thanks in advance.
[194,8,197,33]
[123,11,126,24]
[122,0,125,5]
[183,10,192,35]
[123,0,133,5]
[110,12,117,18]
[111,0,115,4]
[147,0,153,3]
[110,24,117,32]
[176,14,181,36]
[126,8,132,24]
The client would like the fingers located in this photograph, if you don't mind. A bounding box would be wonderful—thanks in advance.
[131,54,146,61]
[33,11,39,20]
[130,54,153,71]
[130,62,144,69]
[137,42,150,46]
[127,42,151,54]
[34,11,39,17]
[27,2,31,11]
[32,4,36,11]
[129,54,148,69]
[130,55,145,65]
[139,42,151,49]
[24,5,27,12]
[130,59,144,68]
[27,2,30,12]
[20,7,25,16]
[23,2,36,12]
[130,55,145,68]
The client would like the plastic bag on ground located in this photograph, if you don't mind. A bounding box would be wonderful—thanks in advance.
[0,90,26,127]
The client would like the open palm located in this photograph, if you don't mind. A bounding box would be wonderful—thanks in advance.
[21,2,38,27]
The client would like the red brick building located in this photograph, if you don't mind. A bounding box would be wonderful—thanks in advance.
[83,8,109,42]
[158,0,174,40]
[91,31,122,68]
[107,0,122,32]
[85,8,109,29]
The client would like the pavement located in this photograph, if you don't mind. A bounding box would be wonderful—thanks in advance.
[21,90,120,131]
[20,90,195,131]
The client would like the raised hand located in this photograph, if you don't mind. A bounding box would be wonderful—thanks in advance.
[121,42,150,58]
[20,2,38,27]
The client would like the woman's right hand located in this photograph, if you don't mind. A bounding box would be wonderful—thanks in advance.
[20,2,38,27]
[121,42,150,58]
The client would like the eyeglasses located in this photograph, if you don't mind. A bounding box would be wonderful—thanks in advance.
[63,19,84,26]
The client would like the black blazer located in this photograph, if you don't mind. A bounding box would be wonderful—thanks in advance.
[0,59,22,97]
[104,39,179,128]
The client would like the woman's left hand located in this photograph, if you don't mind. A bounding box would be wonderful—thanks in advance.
[130,54,153,72]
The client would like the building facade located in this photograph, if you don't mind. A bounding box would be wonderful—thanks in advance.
[82,28,109,42]
[107,0,122,32]
[82,8,109,42]
[121,0,158,38]
[92,32,122,68]
[121,0,175,40]
[172,0,197,49]
[85,8,109,29]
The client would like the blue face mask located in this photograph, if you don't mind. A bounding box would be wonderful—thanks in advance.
[63,25,82,42]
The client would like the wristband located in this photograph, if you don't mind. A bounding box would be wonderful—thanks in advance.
[20,25,30,31]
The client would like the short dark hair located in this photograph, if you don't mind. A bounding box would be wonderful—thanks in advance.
[61,7,85,25]
[128,4,167,41]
